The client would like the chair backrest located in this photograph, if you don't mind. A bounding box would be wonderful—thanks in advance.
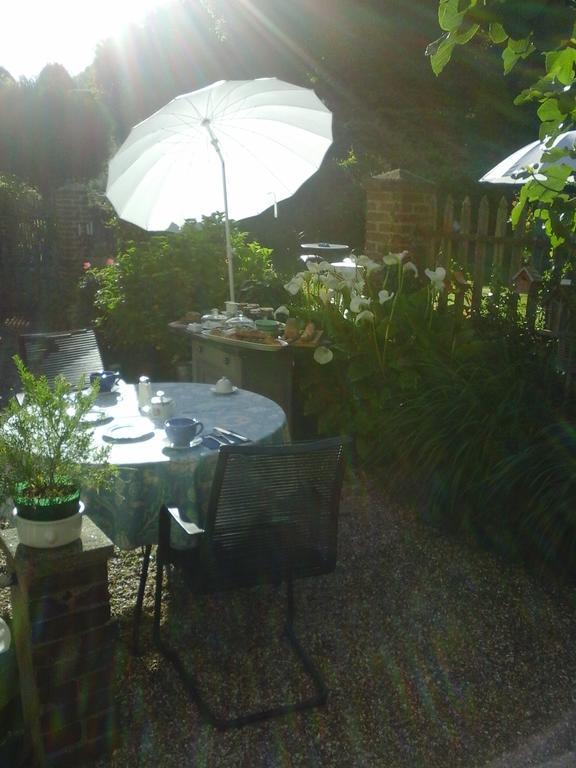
[202,437,348,589]
[18,329,104,388]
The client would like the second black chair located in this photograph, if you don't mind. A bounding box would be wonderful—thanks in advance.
[18,328,104,389]
[139,436,348,729]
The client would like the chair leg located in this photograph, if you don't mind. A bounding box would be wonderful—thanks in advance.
[153,575,328,730]
[132,545,152,655]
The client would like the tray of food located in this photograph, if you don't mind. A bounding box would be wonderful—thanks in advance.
[205,328,288,351]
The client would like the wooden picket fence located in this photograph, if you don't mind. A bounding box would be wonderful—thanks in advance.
[429,193,551,330]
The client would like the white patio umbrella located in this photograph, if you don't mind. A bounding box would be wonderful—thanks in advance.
[106,78,333,301]
[480,130,576,184]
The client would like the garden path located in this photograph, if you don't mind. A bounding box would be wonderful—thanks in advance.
[82,471,576,768]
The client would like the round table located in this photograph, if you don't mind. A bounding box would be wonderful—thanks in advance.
[83,382,289,549]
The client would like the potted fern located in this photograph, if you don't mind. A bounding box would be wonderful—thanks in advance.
[0,356,115,547]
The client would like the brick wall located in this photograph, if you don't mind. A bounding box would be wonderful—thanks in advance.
[365,169,437,267]
[0,518,119,767]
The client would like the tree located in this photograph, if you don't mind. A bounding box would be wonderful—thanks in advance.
[429,0,576,249]
[0,63,110,196]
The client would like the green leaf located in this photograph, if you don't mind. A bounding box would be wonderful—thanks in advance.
[537,98,564,122]
[489,22,508,44]
[431,36,457,75]
[510,186,529,227]
[546,49,576,86]
[453,22,480,46]
[438,0,466,32]
[503,39,534,74]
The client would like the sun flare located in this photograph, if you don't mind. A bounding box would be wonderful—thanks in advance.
[1,0,173,79]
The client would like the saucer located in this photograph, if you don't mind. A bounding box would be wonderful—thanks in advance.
[163,436,203,454]
[210,386,238,395]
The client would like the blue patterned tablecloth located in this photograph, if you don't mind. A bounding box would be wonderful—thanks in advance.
[83,382,289,549]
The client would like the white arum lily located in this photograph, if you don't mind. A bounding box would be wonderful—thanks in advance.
[356,254,381,274]
[320,273,341,290]
[343,276,365,293]
[274,305,290,318]
[356,310,375,323]
[425,266,446,291]
[318,261,333,271]
[313,346,333,364]
[306,261,321,273]
[284,275,306,295]
[383,250,408,266]
[350,295,371,313]
[403,261,418,277]
[378,289,394,304]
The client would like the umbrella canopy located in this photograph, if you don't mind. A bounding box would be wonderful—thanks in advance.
[480,131,576,184]
[106,78,333,300]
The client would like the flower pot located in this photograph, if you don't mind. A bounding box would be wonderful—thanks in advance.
[14,488,80,522]
[13,502,84,548]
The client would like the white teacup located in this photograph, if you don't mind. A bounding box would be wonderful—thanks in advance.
[215,377,233,394]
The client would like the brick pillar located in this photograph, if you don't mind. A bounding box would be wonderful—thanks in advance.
[365,169,437,266]
[0,518,119,767]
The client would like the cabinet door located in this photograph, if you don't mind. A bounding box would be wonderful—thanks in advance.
[191,340,242,385]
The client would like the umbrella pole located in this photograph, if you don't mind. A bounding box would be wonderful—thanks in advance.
[221,174,235,303]
[204,120,235,302]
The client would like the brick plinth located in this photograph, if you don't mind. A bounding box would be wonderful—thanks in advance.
[0,518,118,767]
[365,168,437,266]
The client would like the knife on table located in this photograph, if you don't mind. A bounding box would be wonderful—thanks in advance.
[213,427,250,443]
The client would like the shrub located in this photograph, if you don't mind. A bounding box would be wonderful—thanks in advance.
[90,216,281,378]
[285,255,576,576]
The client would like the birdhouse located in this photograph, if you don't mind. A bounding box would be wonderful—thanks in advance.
[511,266,542,295]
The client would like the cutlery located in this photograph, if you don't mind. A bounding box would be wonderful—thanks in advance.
[213,427,249,443]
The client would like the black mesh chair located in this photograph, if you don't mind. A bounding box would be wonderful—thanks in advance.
[18,328,104,388]
[138,436,349,729]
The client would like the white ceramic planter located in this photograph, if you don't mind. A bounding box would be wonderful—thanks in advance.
[13,503,84,548]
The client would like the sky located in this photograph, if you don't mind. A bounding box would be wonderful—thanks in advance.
[1,0,174,80]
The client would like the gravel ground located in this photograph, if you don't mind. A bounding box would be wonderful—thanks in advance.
[72,471,576,768]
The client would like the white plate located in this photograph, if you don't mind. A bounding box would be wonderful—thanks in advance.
[82,407,110,426]
[103,421,155,443]
[210,386,238,395]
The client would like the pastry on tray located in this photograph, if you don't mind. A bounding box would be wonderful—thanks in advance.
[210,328,283,346]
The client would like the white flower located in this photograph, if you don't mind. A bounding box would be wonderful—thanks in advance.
[274,305,289,318]
[284,275,305,295]
[320,273,341,290]
[356,310,375,323]
[306,261,321,273]
[318,261,333,272]
[403,261,418,277]
[313,346,333,364]
[343,276,365,293]
[356,255,381,274]
[350,295,371,313]
[378,289,394,304]
[425,267,447,291]
[383,250,408,266]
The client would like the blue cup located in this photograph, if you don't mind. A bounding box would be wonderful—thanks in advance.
[89,370,119,393]
[165,417,203,447]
